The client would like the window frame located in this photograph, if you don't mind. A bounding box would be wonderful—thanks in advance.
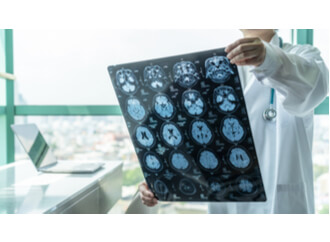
[0,29,328,165]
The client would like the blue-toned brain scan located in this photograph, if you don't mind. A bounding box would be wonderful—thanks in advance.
[191,120,213,145]
[153,94,175,119]
[173,61,199,88]
[135,126,155,148]
[170,151,190,172]
[221,117,245,143]
[161,122,183,147]
[213,86,239,113]
[116,68,139,94]
[127,98,146,121]
[154,179,169,195]
[179,178,197,196]
[208,177,226,199]
[182,90,206,117]
[205,56,234,83]
[144,152,162,172]
[228,146,251,169]
[108,47,267,202]
[198,149,219,171]
[208,178,222,193]
[237,177,256,194]
[144,65,167,91]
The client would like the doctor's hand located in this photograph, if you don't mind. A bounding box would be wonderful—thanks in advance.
[225,37,266,66]
[138,181,158,207]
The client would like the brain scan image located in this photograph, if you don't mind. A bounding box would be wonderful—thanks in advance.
[135,125,155,148]
[108,48,266,202]
[237,177,256,194]
[144,65,167,91]
[208,178,224,193]
[213,86,239,113]
[221,117,245,143]
[228,146,251,169]
[144,152,162,172]
[205,56,234,83]
[161,122,183,147]
[127,98,146,121]
[173,61,200,88]
[179,178,197,196]
[154,180,169,195]
[182,90,206,117]
[191,120,213,145]
[198,149,219,171]
[169,151,190,172]
[116,68,139,94]
[153,94,175,119]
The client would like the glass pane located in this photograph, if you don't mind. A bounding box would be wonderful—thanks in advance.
[277,29,292,44]
[14,115,208,213]
[313,115,329,214]
[13,29,242,105]
[314,29,329,68]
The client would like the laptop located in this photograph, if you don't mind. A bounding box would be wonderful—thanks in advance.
[11,124,104,173]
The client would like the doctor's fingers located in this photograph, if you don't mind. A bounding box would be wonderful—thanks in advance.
[226,43,260,60]
[229,49,260,64]
[225,37,259,53]
[140,190,158,206]
[141,197,158,207]
[139,183,155,198]
[235,55,264,66]
[141,189,155,199]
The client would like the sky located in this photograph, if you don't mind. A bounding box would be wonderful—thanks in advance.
[11,29,308,105]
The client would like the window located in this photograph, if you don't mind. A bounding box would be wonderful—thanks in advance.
[13,29,242,105]
[10,29,328,214]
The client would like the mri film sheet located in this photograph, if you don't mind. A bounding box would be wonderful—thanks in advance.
[108,48,266,202]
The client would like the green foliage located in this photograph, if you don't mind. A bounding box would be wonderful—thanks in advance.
[318,204,329,214]
[313,165,329,180]
[123,167,144,186]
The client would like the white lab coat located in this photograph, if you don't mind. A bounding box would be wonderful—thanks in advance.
[208,33,329,214]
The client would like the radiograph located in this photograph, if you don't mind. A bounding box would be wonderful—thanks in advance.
[182,90,206,117]
[173,61,200,88]
[108,47,266,202]
[191,120,213,145]
[228,146,251,169]
[170,151,190,171]
[237,177,255,194]
[116,68,139,94]
[221,117,245,143]
[135,125,155,148]
[213,86,239,113]
[161,122,183,147]
[127,98,146,121]
[154,179,169,196]
[179,178,197,196]
[144,152,162,172]
[198,149,219,171]
[205,56,234,83]
[144,65,167,91]
[153,94,175,119]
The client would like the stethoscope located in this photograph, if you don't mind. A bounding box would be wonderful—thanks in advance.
[262,37,283,122]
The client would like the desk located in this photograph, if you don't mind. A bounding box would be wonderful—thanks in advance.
[0,160,123,214]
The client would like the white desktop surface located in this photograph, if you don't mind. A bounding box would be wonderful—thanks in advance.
[0,160,123,214]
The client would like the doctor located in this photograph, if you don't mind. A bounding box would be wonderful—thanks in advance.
[139,29,329,213]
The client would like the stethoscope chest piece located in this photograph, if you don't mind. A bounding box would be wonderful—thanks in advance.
[263,107,277,122]
[262,36,283,123]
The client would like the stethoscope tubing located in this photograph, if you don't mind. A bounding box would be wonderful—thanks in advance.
[263,36,283,122]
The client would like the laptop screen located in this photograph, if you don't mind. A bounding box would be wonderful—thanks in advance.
[11,124,57,169]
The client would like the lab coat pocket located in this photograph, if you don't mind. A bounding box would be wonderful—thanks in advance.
[274,183,309,214]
